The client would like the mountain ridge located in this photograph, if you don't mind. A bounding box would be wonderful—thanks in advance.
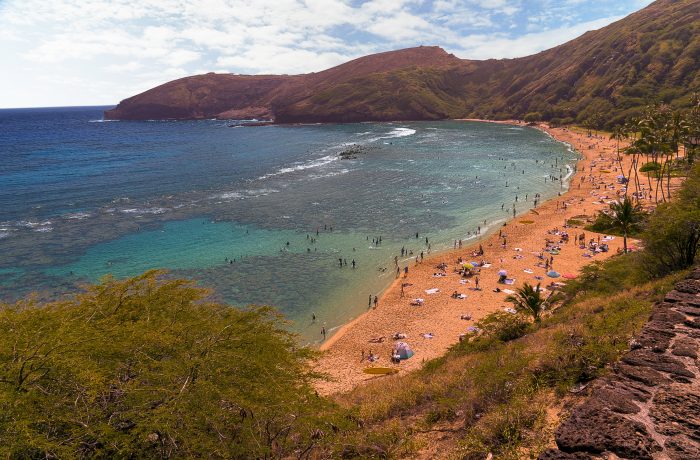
[105,0,700,128]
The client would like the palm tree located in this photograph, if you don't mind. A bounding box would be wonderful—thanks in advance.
[505,283,548,323]
[607,196,645,253]
[610,126,627,182]
[623,118,645,201]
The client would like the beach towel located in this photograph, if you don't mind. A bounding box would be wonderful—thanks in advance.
[481,263,492,268]
[422,333,434,339]
[504,278,515,285]
[504,307,517,314]
[425,288,439,294]
[502,289,516,295]
[457,294,467,299]
[523,269,534,274]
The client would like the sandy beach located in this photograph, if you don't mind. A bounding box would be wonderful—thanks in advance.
[315,121,642,395]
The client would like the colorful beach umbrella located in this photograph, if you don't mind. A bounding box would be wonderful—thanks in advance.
[563,273,577,280]
[470,262,479,267]
[547,270,561,278]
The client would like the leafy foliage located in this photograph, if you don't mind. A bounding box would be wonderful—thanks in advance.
[642,163,700,275]
[0,271,344,459]
[604,197,646,252]
[505,283,551,323]
[475,312,530,342]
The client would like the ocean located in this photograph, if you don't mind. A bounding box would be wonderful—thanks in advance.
[0,106,577,342]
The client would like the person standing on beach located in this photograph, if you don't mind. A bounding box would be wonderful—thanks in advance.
[368,295,372,308]
[352,259,356,268]
[404,266,409,278]
[373,296,378,309]
[321,326,326,340]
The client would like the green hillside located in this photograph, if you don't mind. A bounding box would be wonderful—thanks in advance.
[106,0,700,129]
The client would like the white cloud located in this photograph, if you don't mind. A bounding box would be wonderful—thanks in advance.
[0,0,653,108]
[453,15,625,59]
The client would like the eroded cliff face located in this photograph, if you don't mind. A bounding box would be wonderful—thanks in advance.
[541,268,700,460]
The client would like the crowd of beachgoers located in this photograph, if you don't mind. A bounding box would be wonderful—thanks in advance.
[315,122,651,395]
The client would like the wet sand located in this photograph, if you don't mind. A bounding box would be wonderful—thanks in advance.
[315,122,641,395]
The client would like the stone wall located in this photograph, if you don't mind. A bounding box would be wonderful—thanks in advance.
[541,268,700,460]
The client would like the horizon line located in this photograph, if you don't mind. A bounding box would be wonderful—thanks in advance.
[0,104,117,111]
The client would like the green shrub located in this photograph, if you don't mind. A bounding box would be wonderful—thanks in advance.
[476,312,530,342]
[0,271,345,459]
[641,163,700,275]
[524,112,543,123]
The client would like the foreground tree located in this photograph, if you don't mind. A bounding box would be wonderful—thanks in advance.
[0,271,344,458]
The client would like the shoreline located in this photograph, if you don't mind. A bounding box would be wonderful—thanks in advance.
[320,118,565,352]
[315,120,635,395]
[319,119,569,350]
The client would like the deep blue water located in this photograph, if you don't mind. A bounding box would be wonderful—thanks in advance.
[0,106,576,342]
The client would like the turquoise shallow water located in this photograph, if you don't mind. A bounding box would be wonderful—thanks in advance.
[0,107,576,342]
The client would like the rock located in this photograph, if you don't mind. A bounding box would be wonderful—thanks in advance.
[554,402,661,459]
[674,279,700,295]
[676,304,700,316]
[665,437,700,460]
[671,338,698,359]
[538,449,593,459]
[664,290,700,306]
[622,349,694,379]
[650,389,700,441]
[635,326,675,351]
[594,387,640,414]
[543,269,700,459]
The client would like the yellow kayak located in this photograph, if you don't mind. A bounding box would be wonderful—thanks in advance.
[363,367,399,375]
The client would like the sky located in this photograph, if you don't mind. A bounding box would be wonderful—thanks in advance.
[0,0,654,109]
